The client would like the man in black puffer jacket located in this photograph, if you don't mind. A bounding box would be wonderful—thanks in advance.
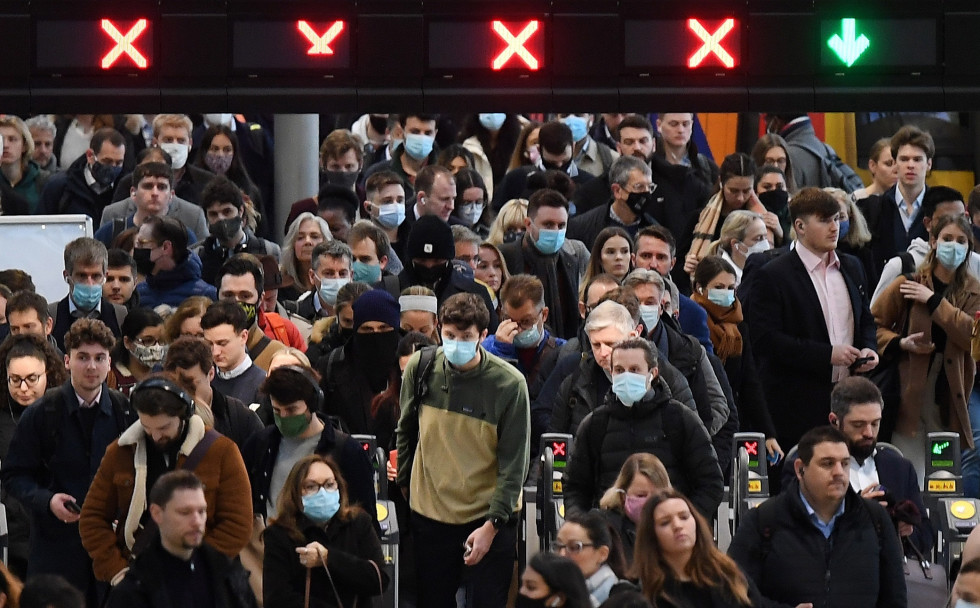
[563,337,723,520]
[729,425,906,608]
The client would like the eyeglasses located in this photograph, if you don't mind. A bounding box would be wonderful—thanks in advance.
[551,541,594,555]
[8,374,42,388]
[134,336,163,347]
[302,479,338,495]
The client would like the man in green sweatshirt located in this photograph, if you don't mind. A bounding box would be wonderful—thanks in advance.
[396,292,530,608]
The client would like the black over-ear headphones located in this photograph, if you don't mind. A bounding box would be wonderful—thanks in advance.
[131,376,196,419]
[277,365,324,413]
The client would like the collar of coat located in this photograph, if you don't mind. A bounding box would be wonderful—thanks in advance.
[119,415,207,551]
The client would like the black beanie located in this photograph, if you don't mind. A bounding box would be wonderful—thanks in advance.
[407,215,454,261]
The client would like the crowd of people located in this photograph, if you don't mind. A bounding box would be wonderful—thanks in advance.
[0,110,978,607]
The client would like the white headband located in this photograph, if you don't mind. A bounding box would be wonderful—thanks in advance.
[399,295,438,315]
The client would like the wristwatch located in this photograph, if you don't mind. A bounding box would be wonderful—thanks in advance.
[488,515,506,530]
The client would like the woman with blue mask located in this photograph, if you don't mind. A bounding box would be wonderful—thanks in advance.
[826,187,876,293]
[701,210,769,288]
[451,168,493,239]
[872,214,980,477]
[692,256,783,464]
[459,113,523,196]
[264,454,388,608]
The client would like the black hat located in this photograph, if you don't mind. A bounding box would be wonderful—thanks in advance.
[407,215,454,261]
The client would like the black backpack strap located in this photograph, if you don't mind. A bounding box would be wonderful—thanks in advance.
[107,389,134,434]
[587,408,611,501]
[756,497,776,562]
[250,334,272,360]
[111,218,125,243]
[414,346,438,401]
[899,251,916,275]
[381,275,401,300]
[41,396,63,472]
[182,429,221,472]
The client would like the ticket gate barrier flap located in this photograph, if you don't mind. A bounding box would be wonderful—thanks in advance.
[352,434,389,501]
[376,499,399,608]
[538,433,573,553]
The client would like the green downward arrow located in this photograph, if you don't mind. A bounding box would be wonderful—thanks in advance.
[827,18,870,67]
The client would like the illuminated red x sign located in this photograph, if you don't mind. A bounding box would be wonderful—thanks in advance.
[360,442,371,451]
[101,19,149,69]
[297,20,345,56]
[492,20,540,70]
[552,441,566,457]
[688,18,736,68]
[742,441,759,456]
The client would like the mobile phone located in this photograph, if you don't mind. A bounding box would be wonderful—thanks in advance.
[849,356,873,371]
[463,541,473,559]
[65,500,81,514]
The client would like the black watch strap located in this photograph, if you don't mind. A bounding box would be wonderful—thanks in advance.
[488,516,506,530]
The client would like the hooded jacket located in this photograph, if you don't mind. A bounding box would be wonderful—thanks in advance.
[79,415,253,582]
[136,251,217,308]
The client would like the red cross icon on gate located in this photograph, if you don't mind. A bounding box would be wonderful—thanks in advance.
[297,20,345,56]
[687,18,736,69]
[552,441,566,457]
[491,20,541,70]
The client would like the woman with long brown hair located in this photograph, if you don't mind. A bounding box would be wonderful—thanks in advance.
[263,454,387,608]
[631,489,780,608]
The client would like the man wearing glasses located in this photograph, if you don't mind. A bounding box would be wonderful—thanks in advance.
[2,319,135,605]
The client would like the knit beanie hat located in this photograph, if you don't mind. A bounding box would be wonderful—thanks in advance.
[352,289,401,330]
[407,215,454,261]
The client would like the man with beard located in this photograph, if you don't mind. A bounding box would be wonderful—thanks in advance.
[105,471,258,608]
[318,289,402,450]
[782,376,933,555]
[79,374,252,587]
[397,215,499,332]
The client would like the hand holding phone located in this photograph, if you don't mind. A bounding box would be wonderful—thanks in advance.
[849,356,874,371]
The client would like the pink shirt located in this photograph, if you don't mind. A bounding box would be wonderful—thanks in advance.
[796,243,854,382]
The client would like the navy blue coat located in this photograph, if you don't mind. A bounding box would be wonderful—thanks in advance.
[0,381,132,592]
[136,251,217,308]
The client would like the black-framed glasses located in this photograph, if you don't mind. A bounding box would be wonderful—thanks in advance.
[551,541,594,555]
[7,374,42,388]
[302,479,338,495]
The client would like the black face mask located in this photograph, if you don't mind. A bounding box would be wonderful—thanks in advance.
[321,169,360,189]
[353,330,400,393]
[515,595,558,608]
[369,114,388,135]
[91,160,122,188]
[239,301,258,327]
[542,160,572,173]
[133,247,154,276]
[413,261,451,287]
[758,189,790,213]
[503,229,525,243]
[625,191,653,215]
[210,216,243,242]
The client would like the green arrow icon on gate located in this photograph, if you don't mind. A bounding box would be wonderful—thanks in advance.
[827,18,870,67]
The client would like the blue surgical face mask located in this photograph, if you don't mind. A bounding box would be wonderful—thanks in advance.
[936,240,969,270]
[302,487,341,523]
[479,113,507,131]
[513,323,542,349]
[639,304,660,333]
[561,115,589,143]
[352,261,382,284]
[318,277,350,307]
[612,372,650,407]
[533,228,566,255]
[955,600,980,608]
[837,220,851,241]
[376,202,406,229]
[404,133,434,161]
[442,338,479,367]
[459,202,485,226]
[71,282,103,311]
[707,288,736,308]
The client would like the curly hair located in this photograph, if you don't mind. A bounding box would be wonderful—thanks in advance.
[0,333,67,410]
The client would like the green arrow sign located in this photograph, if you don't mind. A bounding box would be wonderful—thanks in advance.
[933,441,950,455]
[827,18,870,67]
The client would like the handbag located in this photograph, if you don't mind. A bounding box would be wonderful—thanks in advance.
[903,538,948,608]
[303,549,384,608]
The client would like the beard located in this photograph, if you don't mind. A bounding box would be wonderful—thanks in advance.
[849,439,875,463]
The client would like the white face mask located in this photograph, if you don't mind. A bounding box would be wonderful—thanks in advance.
[742,239,771,256]
[204,113,233,127]
[158,142,188,170]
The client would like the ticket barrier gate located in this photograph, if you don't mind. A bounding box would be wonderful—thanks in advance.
[537,433,573,553]
[923,432,963,518]
[935,497,980,581]
[729,433,770,536]
[352,434,398,608]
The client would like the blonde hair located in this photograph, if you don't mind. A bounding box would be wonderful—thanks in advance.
[487,199,529,245]
[0,115,34,171]
[151,114,194,139]
[599,453,671,511]
[706,210,763,256]
[823,187,872,247]
[269,347,312,369]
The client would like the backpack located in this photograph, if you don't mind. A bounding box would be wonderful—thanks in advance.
[792,138,865,193]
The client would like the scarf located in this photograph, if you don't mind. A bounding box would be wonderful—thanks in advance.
[688,190,768,275]
[691,291,744,363]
